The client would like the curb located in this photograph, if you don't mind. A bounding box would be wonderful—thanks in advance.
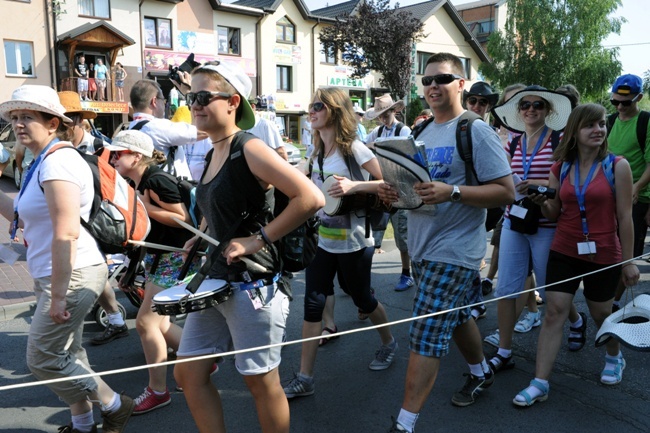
[0,300,37,321]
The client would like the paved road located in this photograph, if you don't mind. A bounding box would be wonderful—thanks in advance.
[1,239,649,432]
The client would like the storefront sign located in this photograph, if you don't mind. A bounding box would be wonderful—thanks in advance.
[143,49,256,77]
[273,45,302,64]
[328,77,365,88]
[81,101,129,114]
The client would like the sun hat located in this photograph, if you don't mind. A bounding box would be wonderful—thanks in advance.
[105,130,154,157]
[492,85,572,133]
[198,61,255,130]
[595,294,650,351]
[365,94,405,120]
[353,105,365,115]
[58,91,97,120]
[0,85,73,123]
[463,81,499,107]
[612,74,643,95]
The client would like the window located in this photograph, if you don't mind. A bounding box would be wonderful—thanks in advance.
[320,42,336,64]
[459,57,471,80]
[218,27,240,56]
[277,65,292,92]
[79,0,110,19]
[4,40,34,76]
[475,20,494,35]
[276,17,295,43]
[416,52,431,75]
[144,17,172,49]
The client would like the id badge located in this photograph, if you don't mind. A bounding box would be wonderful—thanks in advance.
[247,288,265,310]
[510,205,528,219]
[577,241,597,255]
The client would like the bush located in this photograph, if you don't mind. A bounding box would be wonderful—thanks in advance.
[406,98,424,127]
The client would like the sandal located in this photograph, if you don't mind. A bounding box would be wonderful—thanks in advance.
[319,326,339,346]
[568,312,587,352]
[600,355,626,385]
[488,353,515,373]
[513,379,549,407]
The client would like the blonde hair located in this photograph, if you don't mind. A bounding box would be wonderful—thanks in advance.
[137,149,167,167]
[311,87,358,159]
[554,103,609,162]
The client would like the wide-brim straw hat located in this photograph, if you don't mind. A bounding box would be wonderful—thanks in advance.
[58,91,97,120]
[0,85,73,123]
[492,85,572,133]
[463,81,499,107]
[595,294,650,351]
[365,94,405,120]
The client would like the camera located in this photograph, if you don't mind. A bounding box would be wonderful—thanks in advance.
[168,53,200,83]
[527,184,556,199]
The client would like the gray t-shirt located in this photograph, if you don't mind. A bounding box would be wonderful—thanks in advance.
[408,113,511,270]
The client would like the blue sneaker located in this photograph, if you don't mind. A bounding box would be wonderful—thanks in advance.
[394,275,414,292]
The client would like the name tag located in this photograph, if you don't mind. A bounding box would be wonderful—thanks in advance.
[510,205,528,219]
[577,241,597,255]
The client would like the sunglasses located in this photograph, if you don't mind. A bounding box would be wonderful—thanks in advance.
[186,91,232,107]
[518,100,547,111]
[111,150,133,161]
[610,95,639,107]
[309,102,326,112]
[467,97,489,107]
[421,74,463,87]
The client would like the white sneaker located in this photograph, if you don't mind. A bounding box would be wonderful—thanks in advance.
[514,310,542,333]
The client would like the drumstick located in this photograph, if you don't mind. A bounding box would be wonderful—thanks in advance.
[172,217,269,273]
[127,240,205,255]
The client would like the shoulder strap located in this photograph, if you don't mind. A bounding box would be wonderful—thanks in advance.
[559,161,571,187]
[395,122,404,136]
[130,120,150,131]
[637,111,649,154]
[412,116,435,140]
[606,113,618,138]
[93,136,104,150]
[550,130,561,151]
[509,135,521,159]
[378,125,384,137]
[560,155,616,193]
[456,111,481,186]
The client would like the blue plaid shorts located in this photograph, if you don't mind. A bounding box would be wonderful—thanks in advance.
[409,260,477,357]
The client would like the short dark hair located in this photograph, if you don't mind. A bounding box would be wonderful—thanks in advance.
[130,79,161,111]
[425,53,465,77]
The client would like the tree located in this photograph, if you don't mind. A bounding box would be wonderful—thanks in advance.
[643,69,650,95]
[480,0,624,100]
[406,98,423,127]
[319,0,425,99]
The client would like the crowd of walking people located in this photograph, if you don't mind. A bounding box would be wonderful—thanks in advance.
[0,52,646,433]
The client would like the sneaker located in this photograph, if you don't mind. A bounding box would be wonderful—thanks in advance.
[369,340,398,371]
[132,387,170,415]
[388,417,410,432]
[481,279,493,296]
[483,330,500,348]
[514,310,542,333]
[101,393,134,433]
[451,369,494,407]
[471,305,487,320]
[283,374,315,399]
[58,424,98,433]
[394,275,414,292]
[90,324,128,345]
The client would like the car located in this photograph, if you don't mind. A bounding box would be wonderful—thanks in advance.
[0,123,24,190]
[283,142,303,166]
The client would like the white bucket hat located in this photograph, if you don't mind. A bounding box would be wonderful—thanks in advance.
[105,130,154,157]
[492,85,572,133]
[365,94,405,120]
[0,85,73,123]
[595,294,650,351]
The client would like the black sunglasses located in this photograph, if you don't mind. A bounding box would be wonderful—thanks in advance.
[467,97,489,107]
[518,100,547,111]
[309,102,326,112]
[421,74,463,87]
[186,91,232,107]
[610,96,639,107]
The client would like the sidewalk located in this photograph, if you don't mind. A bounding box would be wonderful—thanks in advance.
[0,243,36,321]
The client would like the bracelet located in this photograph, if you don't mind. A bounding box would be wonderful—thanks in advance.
[259,226,273,245]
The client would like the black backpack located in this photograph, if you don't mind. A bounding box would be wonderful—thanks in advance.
[508,130,562,159]
[148,171,202,228]
[606,111,650,154]
[378,122,405,137]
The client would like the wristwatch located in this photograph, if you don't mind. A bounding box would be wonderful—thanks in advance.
[450,185,461,202]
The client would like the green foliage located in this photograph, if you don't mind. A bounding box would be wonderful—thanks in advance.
[643,70,650,95]
[319,0,426,99]
[480,0,624,101]
[406,98,423,127]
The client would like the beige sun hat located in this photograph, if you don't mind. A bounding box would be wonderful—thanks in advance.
[0,85,73,123]
[365,94,405,120]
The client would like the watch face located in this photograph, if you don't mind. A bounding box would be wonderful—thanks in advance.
[451,186,461,201]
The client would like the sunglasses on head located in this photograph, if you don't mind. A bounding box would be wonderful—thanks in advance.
[467,97,489,107]
[518,100,547,111]
[309,102,326,112]
[186,91,232,107]
[111,150,133,161]
[610,95,639,107]
[421,74,463,87]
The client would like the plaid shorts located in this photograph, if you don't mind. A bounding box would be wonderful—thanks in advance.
[409,260,476,358]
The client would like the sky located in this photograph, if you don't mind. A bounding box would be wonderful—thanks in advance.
[303,0,648,77]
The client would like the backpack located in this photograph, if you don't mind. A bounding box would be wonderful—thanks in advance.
[378,122,405,138]
[40,143,151,254]
[508,130,562,159]
[148,171,202,228]
[130,119,178,176]
[559,153,617,193]
[606,111,650,154]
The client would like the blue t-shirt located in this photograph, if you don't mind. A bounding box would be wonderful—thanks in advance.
[95,64,108,79]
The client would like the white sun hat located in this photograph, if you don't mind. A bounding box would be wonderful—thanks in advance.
[492,85,572,133]
[0,85,73,123]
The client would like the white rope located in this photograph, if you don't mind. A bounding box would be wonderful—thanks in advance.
[0,253,646,393]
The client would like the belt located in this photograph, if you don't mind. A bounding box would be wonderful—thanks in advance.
[229,274,280,292]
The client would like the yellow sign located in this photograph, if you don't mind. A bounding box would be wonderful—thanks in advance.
[81,101,129,114]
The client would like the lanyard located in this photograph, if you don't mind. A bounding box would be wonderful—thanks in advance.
[521,126,548,180]
[573,159,599,238]
[11,139,59,239]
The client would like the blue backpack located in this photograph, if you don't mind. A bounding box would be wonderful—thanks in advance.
[559,153,617,193]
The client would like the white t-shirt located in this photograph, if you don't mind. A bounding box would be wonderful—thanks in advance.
[184,138,212,181]
[247,117,285,150]
[310,140,375,253]
[16,146,105,278]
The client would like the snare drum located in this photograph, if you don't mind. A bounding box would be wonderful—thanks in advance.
[322,176,367,216]
[152,279,231,316]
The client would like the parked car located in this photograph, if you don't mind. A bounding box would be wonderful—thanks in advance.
[0,123,23,189]
[283,142,303,166]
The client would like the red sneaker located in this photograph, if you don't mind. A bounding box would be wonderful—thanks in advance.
[133,387,170,415]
